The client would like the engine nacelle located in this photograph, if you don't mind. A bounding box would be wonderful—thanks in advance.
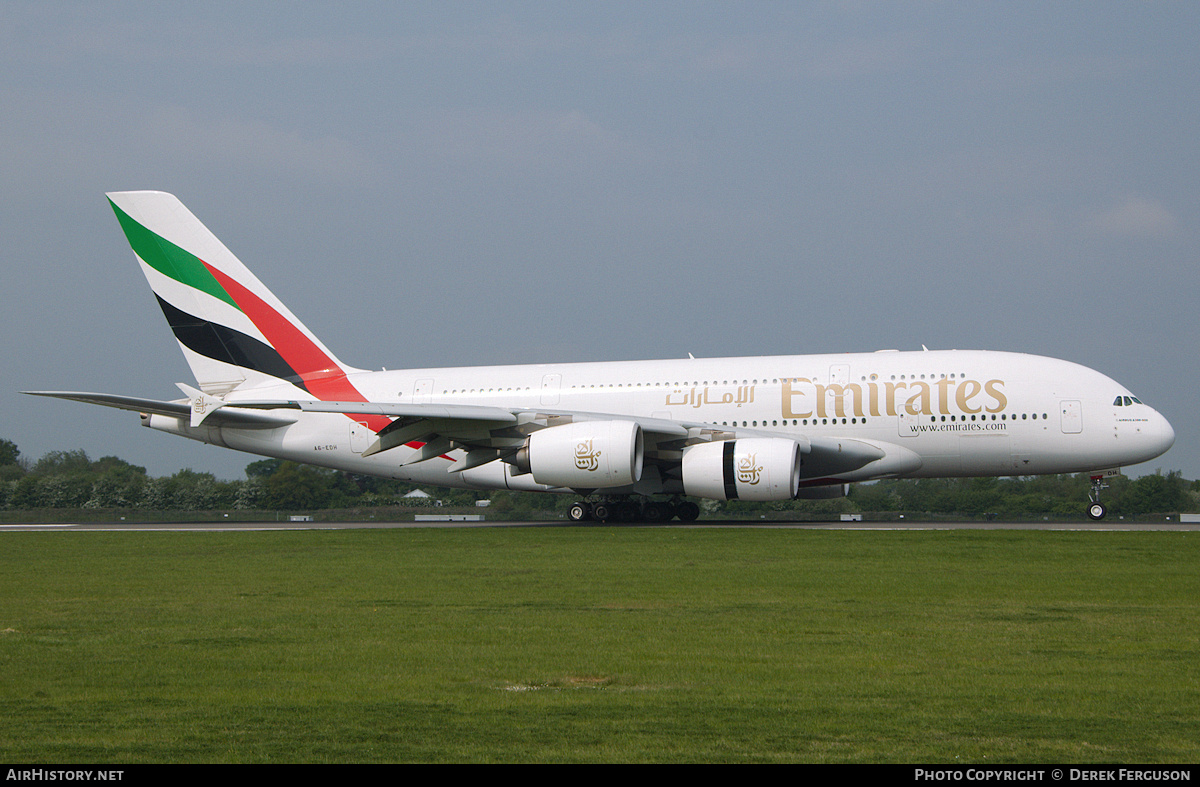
[520,420,644,489]
[681,438,801,501]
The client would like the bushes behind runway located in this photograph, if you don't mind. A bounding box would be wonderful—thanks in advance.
[0,442,1196,518]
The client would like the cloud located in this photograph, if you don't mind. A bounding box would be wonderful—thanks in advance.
[1085,195,1179,239]
[146,107,372,183]
[408,108,651,174]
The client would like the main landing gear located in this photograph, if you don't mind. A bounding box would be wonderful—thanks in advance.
[568,497,700,523]
[1087,473,1109,521]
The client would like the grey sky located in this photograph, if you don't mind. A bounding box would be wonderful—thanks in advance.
[3,2,1196,481]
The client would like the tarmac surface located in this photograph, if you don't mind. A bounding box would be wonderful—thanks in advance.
[2,519,1196,531]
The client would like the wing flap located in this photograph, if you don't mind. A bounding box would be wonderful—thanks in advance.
[227,400,696,460]
[233,399,520,423]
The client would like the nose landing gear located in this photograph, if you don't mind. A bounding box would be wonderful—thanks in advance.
[1087,472,1109,520]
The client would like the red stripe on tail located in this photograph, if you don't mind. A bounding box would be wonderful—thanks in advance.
[204,263,391,433]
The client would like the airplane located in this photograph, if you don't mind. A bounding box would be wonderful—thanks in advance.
[25,191,1175,522]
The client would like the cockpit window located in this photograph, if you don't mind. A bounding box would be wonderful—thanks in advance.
[1114,395,1145,407]
[1123,396,1134,406]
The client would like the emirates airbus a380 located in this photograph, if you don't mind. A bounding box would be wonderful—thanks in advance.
[26,191,1175,521]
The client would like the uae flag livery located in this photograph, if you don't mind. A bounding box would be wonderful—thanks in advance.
[109,193,389,432]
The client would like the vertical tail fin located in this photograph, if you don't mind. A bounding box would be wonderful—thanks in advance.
[107,191,361,396]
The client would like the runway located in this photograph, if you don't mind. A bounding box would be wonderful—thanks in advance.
[1,518,1196,532]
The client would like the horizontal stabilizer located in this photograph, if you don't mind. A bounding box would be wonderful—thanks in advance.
[22,391,298,429]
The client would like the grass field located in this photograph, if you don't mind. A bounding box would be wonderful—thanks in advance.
[1,528,1197,763]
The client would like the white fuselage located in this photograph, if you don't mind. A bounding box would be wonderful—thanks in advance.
[149,348,1175,492]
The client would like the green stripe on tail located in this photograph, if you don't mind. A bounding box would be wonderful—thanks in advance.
[109,198,240,311]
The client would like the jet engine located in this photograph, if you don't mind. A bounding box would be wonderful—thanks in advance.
[514,420,644,489]
[681,438,801,501]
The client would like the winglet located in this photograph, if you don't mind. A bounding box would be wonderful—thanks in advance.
[176,382,226,428]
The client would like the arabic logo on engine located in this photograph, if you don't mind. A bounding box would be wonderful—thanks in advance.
[737,453,763,485]
[575,439,602,471]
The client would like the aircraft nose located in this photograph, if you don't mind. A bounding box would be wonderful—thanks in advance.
[1156,410,1176,455]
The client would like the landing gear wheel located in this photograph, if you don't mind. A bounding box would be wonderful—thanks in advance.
[675,501,700,522]
[1087,502,1107,521]
[643,501,671,523]
[568,502,591,522]
[591,503,612,523]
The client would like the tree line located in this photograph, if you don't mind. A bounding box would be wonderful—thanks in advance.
[1,437,1195,518]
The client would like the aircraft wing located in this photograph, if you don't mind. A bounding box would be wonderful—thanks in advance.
[235,399,524,424]
[24,391,915,487]
[228,399,702,469]
[225,399,904,484]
